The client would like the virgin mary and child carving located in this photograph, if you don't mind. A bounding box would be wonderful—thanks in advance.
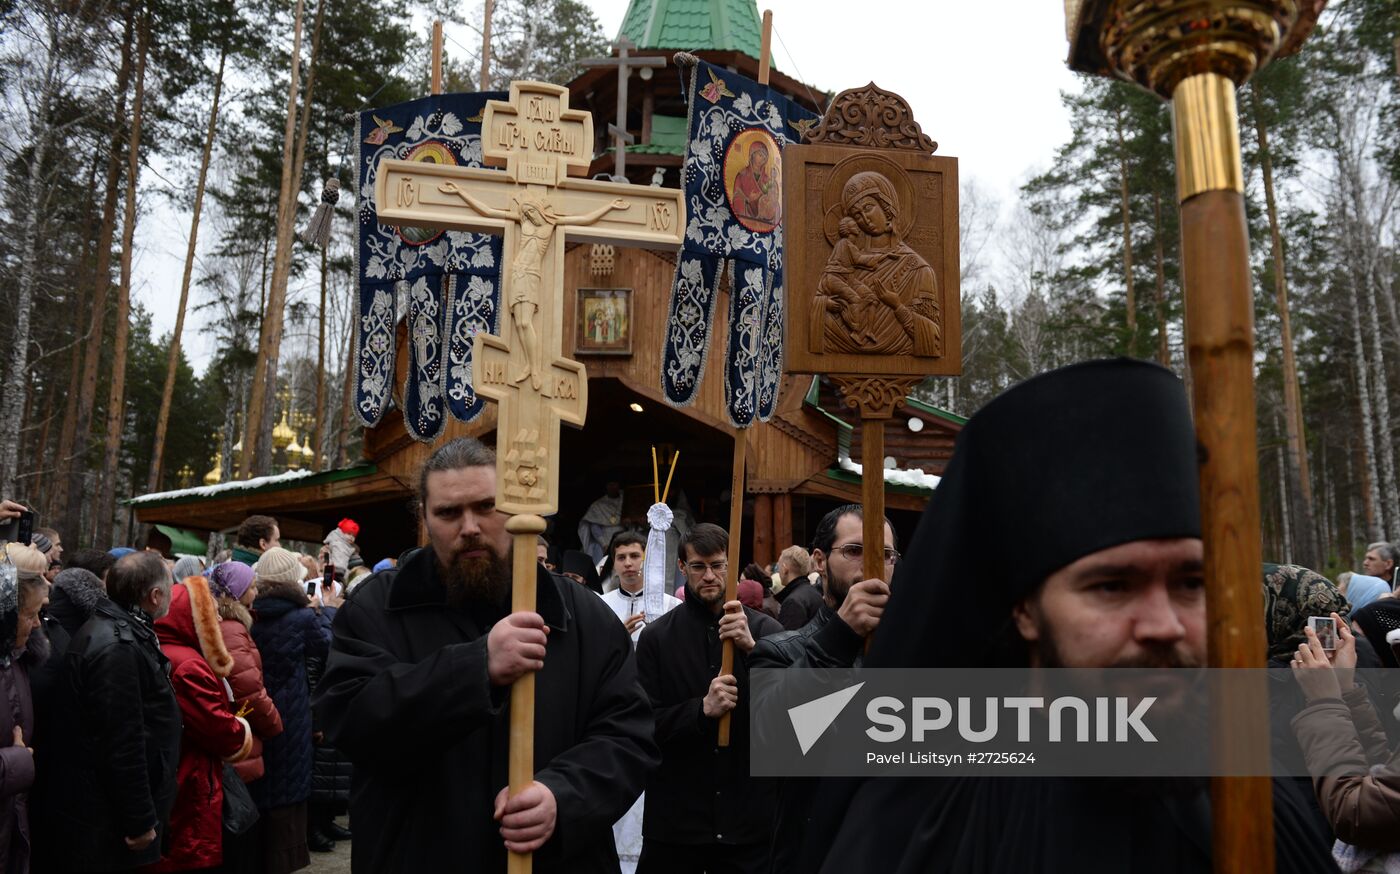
[811,170,941,357]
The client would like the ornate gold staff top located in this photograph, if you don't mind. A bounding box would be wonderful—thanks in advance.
[1064,3,1326,873]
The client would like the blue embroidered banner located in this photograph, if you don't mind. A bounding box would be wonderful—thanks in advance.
[355,92,506,440]
[660,62,818,427]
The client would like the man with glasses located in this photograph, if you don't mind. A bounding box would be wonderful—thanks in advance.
[634,523,783,874]
[748,505,896,873]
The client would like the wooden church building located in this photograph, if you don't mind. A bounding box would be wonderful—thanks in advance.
[132,0,963,564]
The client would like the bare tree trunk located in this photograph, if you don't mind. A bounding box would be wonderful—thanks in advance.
[0,12,68,499]
[95,11,149,547]
[1275,413,1293,564]
[1363,275,1398,536]
[148,46,226,492]
[57,3,135,535]
[1114,108,1136,355]
[1255,110,1318,565]
[313,243,328,470]
[243,0,320,477]
[1151,190,1170,367]
[1350,276,1385,542]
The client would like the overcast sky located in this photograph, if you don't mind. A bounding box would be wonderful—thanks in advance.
[133,0,1082,376]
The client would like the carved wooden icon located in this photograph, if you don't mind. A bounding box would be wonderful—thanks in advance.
[374,80,685,516]
[783,83,960,379]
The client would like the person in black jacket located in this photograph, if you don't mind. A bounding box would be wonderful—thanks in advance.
[313,437,658,873]
[773,546,823,632]
[748,505,895,874]
[38,551,180,871]
[634,522,783,874]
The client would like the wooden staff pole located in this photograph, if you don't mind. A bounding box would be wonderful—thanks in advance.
[860,419,886,585]
[506,513,546,874]
[1174,73,1272,873]
[758,10,773,86]
[716,8,776,749]
[718,433,745,747]
[1066,5,1326,871]
[479,0,493,91]
[430,20,443,95]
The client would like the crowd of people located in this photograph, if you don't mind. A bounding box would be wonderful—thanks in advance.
[0,358,1399,872]
[0,510,396,873]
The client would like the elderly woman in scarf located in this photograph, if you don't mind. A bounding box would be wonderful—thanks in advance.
[0,544,50,873]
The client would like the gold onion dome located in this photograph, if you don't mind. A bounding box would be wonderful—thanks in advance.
[203,455,222,486]
[300,434,315,460]
[272,410,296,450]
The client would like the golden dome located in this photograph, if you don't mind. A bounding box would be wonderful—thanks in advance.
[203,454,222,486]
[272,409,296,450]
[300,434,315,459]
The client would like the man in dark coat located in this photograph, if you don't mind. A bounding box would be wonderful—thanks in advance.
[773,554,824,632]
[799,359,1340,874]
[634,522,783,874]
[314,437,658,873]
[40,551,180,871]
[29,567,107,870]
[749,504,894,874]
[249,546,335,873]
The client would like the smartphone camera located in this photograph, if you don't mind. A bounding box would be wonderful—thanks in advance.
[1307,616,1337,651]
[0,510,34,546]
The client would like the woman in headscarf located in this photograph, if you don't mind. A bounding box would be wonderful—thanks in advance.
[148,573,253,872]
[1345,574,1392,613]
[209,561,283,874]
[0,545,48,873]
[1290,613,1400,869]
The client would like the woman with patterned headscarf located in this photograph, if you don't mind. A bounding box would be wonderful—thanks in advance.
[1259,563,1388,830]
[1289,610,1400,867]
[1263,564,1351,662]
[0,544,50,873]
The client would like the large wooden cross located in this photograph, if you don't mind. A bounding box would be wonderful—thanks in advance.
[579,37,666,179]
[373,80,683,873]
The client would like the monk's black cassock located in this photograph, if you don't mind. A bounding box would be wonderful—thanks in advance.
[799,359,1339,874]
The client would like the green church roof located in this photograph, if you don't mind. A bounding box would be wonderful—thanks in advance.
[628,114,688,155]
[618,0,764,58]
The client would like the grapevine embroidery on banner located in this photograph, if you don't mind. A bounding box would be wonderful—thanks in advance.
[659,61,816,427]
[404,276,446,441]
[354,92,504,435]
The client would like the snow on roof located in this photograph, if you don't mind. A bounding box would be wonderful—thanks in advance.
[129,469,319,505]
[837,453,942,491]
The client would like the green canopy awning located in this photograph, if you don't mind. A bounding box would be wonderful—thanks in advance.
[155,524,207,556]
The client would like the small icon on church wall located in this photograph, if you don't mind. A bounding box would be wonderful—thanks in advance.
[576,288,632,356]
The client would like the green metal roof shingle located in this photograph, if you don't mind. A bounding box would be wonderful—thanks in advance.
[627,114,688,155]
[619,0,764,59]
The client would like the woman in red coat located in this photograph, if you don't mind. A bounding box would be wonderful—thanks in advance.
[146,575,252,872]
[209,562,282,782]
[210,562,283,874]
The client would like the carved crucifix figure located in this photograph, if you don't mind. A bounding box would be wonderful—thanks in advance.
[439,182,628,389]
[373,80,683,874]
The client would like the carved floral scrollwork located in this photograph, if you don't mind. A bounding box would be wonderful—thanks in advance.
[832,375,921,419]
[806,83,937,154]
